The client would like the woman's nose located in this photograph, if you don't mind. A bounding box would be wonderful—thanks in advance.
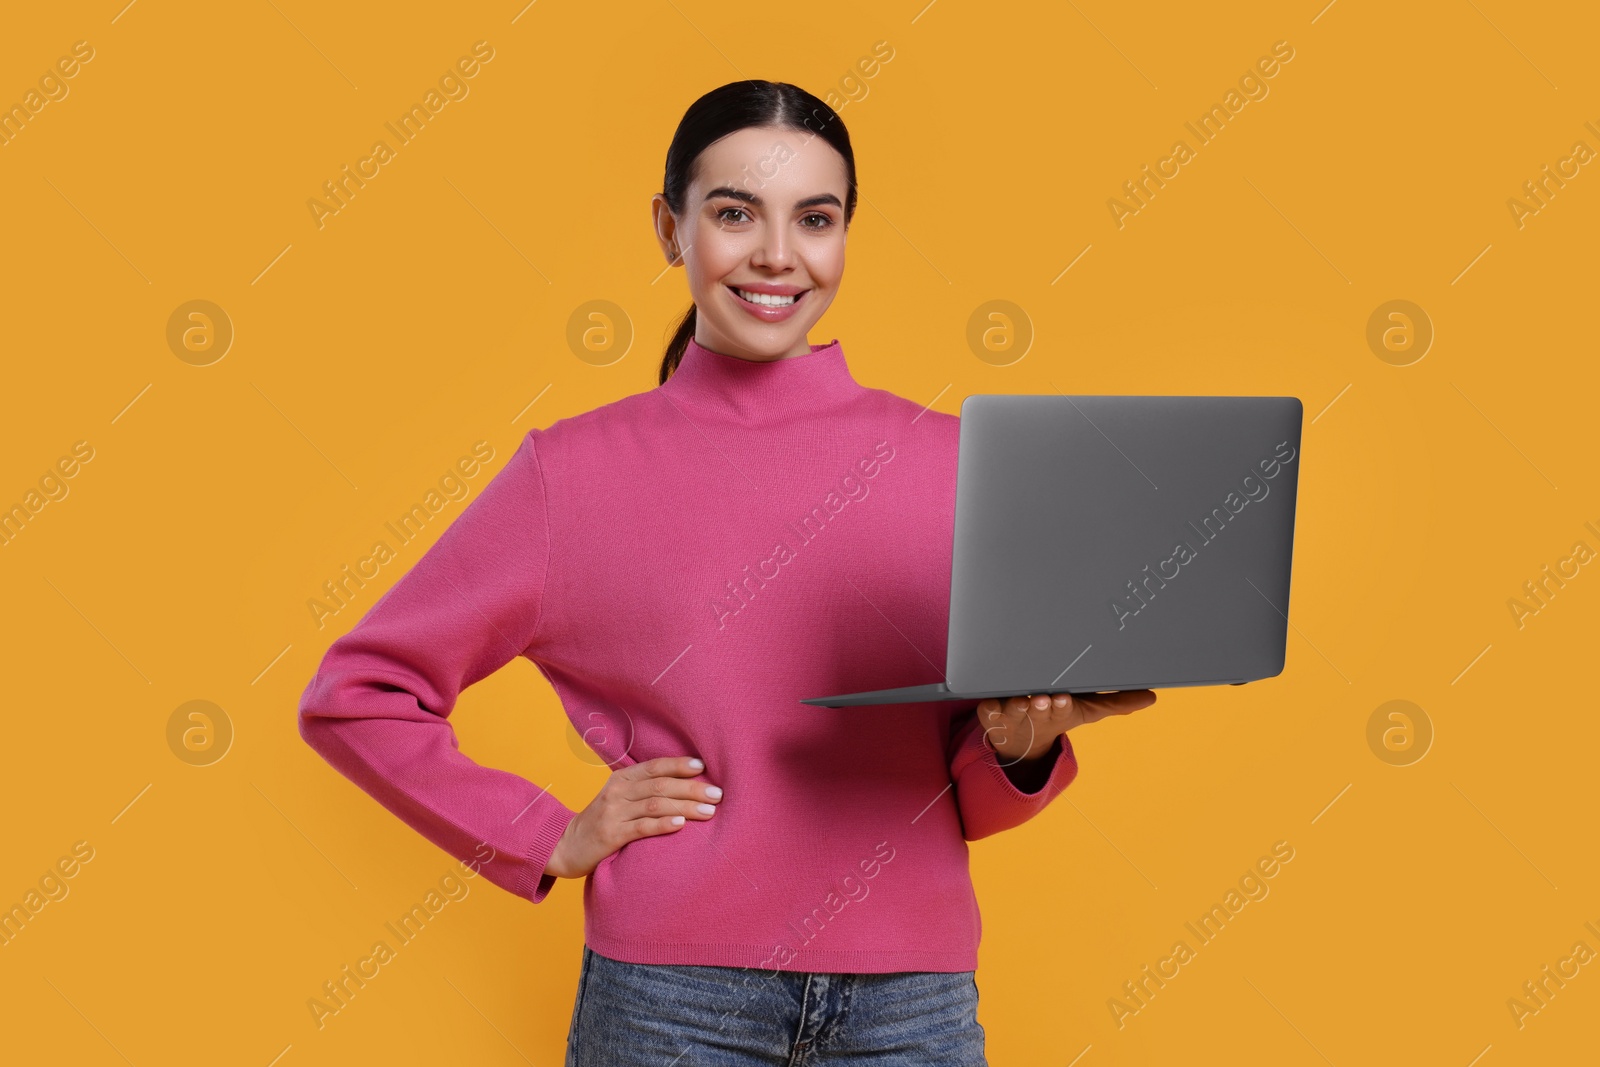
[753,226,791,268]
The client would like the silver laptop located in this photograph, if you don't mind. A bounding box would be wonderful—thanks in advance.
[801,394,1303,707]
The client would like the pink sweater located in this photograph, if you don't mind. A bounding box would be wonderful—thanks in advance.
[298,336,1078,973]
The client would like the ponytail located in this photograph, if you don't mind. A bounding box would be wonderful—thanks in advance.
[660,303,697,385]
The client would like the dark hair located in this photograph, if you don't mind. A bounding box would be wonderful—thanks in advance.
[658,81,858,385]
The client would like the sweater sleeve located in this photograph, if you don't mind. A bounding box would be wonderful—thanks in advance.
[946,707,1079,841]
[297,430,577,904]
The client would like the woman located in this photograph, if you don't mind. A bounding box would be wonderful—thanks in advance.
[298,80,1155,1065]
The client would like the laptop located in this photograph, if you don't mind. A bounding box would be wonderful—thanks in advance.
[801,394,1304,707]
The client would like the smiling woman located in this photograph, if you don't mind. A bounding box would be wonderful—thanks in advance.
[296,78,1145,1067]
[650,83,857,383]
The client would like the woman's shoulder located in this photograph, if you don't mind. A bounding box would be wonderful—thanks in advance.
[868,385,962,436]
[523,386,659,445]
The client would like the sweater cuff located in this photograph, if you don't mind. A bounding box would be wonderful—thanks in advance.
[982,731,1077,800]
[521,802,579,904]
[949,718,1081,841]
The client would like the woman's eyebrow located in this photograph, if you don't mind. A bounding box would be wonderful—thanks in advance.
[704,186,842,210]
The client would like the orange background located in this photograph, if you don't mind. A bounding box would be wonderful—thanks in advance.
[2,2,1596,1064]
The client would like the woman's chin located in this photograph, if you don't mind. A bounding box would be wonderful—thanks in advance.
[701,317,816,359]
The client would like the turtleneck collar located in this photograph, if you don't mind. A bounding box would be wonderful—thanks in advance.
[657,335,863,422]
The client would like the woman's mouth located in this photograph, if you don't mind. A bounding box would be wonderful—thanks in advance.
[726,285,809,322]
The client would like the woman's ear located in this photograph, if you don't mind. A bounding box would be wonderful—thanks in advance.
[650,194,681,266]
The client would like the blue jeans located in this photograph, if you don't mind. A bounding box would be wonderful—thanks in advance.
[565,945,988,1065]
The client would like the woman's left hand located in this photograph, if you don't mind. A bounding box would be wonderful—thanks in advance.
[977,690,1158,764]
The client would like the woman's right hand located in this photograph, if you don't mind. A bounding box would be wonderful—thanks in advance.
[544,756,723,879]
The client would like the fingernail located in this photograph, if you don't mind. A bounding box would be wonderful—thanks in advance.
[671,815,685,825]
[689,758,704,770]
[697,803,716,815]
[705,785,723,799]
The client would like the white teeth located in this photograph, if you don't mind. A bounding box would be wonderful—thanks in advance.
[733,287,799,307]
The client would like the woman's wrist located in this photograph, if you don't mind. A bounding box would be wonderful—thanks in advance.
[997,735,1061,793]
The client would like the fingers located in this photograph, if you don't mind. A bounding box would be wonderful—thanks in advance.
[622,773,722,814]
[977,695,1036,720]
[593,808,688,854]
[981,691,1155,737]
[979,695,1071,721]
[593,797,690,850]
[620,755,707,781]
[628,812,691,840]
[610,756,723,836]
[976,696,1043,750]
[1072,689,1158,714]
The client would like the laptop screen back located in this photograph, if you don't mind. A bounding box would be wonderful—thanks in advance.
[946,394,1303,694]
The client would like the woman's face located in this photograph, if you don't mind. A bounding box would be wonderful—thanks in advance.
[653,125,849,363]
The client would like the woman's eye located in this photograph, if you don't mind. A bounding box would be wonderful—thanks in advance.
[716,207,749,224]
[802,213,834,230]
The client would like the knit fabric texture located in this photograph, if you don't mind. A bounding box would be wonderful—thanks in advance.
[298,335,1078,973]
